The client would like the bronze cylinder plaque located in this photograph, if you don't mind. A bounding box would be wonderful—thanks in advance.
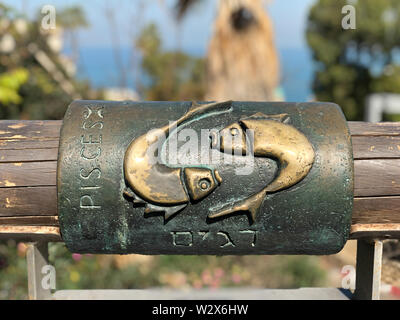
[58,100,353,255]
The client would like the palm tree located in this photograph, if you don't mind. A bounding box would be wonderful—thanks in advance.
[57,6,89,64]
[176,0,280,101]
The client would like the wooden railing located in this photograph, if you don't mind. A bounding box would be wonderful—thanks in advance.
[0,120,400,241]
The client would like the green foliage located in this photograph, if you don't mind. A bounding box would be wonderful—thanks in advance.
[273,256,327,288]
[56,6,88,30]
[0,240,327,299]
[137,23,206,101]
[0,4,98,120]
[307,0,400,120]
[0,68,28,104]
[0,241,28,300]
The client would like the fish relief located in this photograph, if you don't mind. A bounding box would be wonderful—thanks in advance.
[123,101,315,224]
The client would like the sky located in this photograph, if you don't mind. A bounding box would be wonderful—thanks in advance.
[5,0,317,52]
[4,0,317,100]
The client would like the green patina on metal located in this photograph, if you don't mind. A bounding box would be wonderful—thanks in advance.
[57,100,353,255]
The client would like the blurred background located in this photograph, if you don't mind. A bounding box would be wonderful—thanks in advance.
[1,0,400,299]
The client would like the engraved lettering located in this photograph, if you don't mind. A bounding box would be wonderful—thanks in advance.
[240,230,257,247]
[80,146,101,160]
[79,104,104,214]
[80,195,101,209]
[171,231,193,247]
[81,134,102,144]
[217,231,235,248]
[80,167,101,180]
[83,105,104,119]
[83,120,103,130]
[169,230,257,248]
[198,231,209,241]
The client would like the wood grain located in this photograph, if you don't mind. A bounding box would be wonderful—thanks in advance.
[0,216,58,226]
[0,187,57,217]
[348,121,400,136]
[0,161,57,188]
[0,121,60,230]
[0,225,61,241]
[353,196,400,224]
[352,136,400,159]
[354,160,400,197]
[1,120,400,241]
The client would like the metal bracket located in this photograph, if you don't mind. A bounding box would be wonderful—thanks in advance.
[354,240,383,300]
[26,239,384,300]
[26,242,52,300]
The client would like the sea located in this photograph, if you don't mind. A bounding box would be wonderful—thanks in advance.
[69,46,314,102]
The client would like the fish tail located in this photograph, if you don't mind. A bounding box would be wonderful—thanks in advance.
[178,101,233,125]
[144,203,187,221]
[208,191,265,223]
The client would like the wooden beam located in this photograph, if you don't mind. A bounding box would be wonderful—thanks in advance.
[0,225,61,241]
[354,160,400,197]
[0,120,400,241]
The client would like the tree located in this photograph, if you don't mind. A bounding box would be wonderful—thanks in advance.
[136,23,206,101]
[175,0,280,101]
[0,68,28,106]
[0,4,99,120]
[307,0,400,120]
[57,6,88,63]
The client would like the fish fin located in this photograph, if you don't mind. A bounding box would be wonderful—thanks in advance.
[208,192,265,224]
[241,112,290,123]
[164,204,187,220]
[187,100,233,114]
[175,101,233,129]
[123,188,147,204]
[123,188,135,198]
[189,101,201,111]
[133,198,146,204]
[144,203,187,221]
[282,115,291,124]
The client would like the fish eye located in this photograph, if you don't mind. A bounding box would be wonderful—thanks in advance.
[230,128,239,136]
[198,178,211,190]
